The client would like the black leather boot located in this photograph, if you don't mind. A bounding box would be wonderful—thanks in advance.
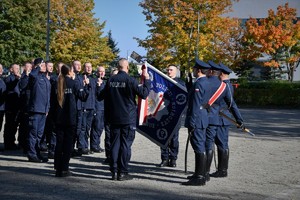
[182,152,206,186]
[205,150,213,181]
[210,148,229,178]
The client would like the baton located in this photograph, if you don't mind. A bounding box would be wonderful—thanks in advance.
[184,133,190,173]
[219,111,255,136]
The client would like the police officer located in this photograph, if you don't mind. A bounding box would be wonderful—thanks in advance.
[90,66,106,153]
[4,63,21,150]
[78,62,96,154]
[210,63,244,178]
[182,59,211,186]
[18,62,32,153]
[159,64,186,168]
[101,58,150,181]
[205,60,244,181]
[55,64,90,177]
[27,58,51,162]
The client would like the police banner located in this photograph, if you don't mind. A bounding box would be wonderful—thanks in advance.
[137,62,188,148]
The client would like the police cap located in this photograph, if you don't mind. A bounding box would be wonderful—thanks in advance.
[208,60,222,70]
[219,63,232,74]
[33,57,44,66]
[193,59,210,69]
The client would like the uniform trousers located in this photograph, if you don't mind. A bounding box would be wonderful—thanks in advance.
[190,127,206,153]
[54,125,75,172]
[215,125,229,150]
[27,113,46,159]
[110,124,135,174]
[90,109,104,150]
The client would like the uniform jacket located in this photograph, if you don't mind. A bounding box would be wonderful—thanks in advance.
[56,76,90,126]
[82,73,96,110]
[207,76,243,125]
[74,73,85,111]
[4,74,20,112]
[185,76,211,129]
[28,66,51,114]
[219,79,243,125]
[103,71,150,125]
[95,78,106,111]
[0,78,6,111]
[19,72,31,112]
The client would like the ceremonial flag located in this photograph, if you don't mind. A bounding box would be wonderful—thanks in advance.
[137,62,188,148]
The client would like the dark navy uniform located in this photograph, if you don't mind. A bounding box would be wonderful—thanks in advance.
[81,73,96,152]
[160,77,186,165]
[55,76,89,176]
[0,77,6,133]
[211,63,244,178]
[183,59,211,186]
[27,66,51,161]
[3,73,20,150]
[205,60,243,180]
[91,78,106,152]
[42,73,58,157]
[103,70,150,179]
[18,71,31,152]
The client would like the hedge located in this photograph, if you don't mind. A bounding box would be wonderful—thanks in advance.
[233,81,300,108]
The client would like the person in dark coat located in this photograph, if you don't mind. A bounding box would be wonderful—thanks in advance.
[0,70,6,133]
[159,64,186,168]
[210,63,244,178]
[54,64,90,177]
[18,61,32,153]
[99,58,150,181]
[3,63,21,150]
[182,59,211,186]
[27,58,51,162]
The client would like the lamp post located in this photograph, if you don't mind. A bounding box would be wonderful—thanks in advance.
[46,0,50,61]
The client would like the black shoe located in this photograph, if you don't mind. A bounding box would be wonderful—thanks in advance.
[182,176,206,186]
[91,147,104,153]
[117,173,133,181]
[28,157,42,163]
[48,152,54,159]
[111,173,116,180]
[169,159,176,167]
[40,146,48,152]
[210,170,227,178]
[159,159,169,167]
[78,148,89,155]
[37,155,49,163]
[4,144,19,150]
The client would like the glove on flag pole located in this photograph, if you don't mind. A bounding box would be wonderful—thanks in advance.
[137,62,188,148]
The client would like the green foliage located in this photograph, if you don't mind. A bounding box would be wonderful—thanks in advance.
[234,81,300,108]
[0,0,47,66]
[107,30,120,67]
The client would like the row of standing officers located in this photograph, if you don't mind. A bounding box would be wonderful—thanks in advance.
[1,57,244,184]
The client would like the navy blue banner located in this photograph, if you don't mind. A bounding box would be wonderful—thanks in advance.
[137,62,188,148]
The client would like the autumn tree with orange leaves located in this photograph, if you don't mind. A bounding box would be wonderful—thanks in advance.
[243,3,300,82]
[136,0,242,72]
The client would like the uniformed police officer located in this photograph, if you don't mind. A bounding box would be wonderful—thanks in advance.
[90,65,106,153]
[27,58,51,162]
[182,59,211,186]
[4,63,21,150]
[210,63,244,178]
[100,58,150,181]
[205,60,244,181]
[159,64,186,168]
[55,64,90,177]
[18,61,32,153]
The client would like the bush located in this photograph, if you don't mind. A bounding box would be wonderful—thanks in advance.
[234,81,300,108]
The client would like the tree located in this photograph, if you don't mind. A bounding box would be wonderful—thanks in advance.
[0,0,47,66]
[50,0,114,67]
[136,0,240,73]
[243,3,300,82]
[107,30,120,67]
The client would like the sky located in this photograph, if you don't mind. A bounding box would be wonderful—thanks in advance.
[93,0,300,59]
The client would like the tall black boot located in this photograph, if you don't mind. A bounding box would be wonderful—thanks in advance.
[210,148,229,178]
[182,152,206,186]
[205,150,213,181]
